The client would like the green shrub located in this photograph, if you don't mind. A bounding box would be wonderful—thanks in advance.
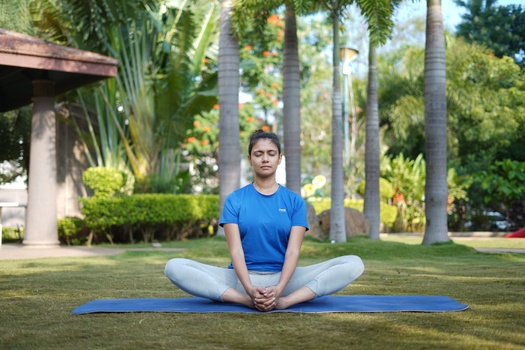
[356,178,396,202]
[80,194,219,243]
[309,198,397,228]
[82,167,130,198]
[57,217,86,245]
[1,226,23,243]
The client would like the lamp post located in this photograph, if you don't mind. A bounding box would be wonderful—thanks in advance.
[339,46,358,166]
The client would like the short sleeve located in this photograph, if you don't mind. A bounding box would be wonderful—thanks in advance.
[291,196,309,231]
[219,193,239,227]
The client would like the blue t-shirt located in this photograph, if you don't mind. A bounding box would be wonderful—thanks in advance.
[219,184,309,272]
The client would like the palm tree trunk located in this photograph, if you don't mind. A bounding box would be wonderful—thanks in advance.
[330,10,346,243]
[364,41,381,240]
[283,4,302,194]
[423,0,449,245]
[218,0,241,236]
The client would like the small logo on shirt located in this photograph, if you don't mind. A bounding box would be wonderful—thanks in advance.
[278,208,287,212]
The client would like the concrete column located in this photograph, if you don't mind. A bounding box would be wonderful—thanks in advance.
[23,80,59,246]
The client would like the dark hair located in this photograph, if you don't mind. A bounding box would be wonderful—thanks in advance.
[248,129,281,156]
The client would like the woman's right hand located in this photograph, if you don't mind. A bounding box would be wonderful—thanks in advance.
[250,286,276,312]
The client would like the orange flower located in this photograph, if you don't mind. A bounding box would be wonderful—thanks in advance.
[263,50,270,57]
[246,116,254,123]
[272,51,278,56]
[271,83,279,89]
[203,58,209,63]
[258,89,265,95]
[200,140,208,146]
[262,125,270,132]
[193,120,201,127]
[202,126,211,132]
[187,137,196,143]
[213,104,220,109]
[244,45,252,51]
[266,92,273,98]
[267,14,280,25]
[272,98,278,105]
[238,103,245,109]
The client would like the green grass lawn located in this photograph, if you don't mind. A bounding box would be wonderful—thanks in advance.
[1,236,524,350]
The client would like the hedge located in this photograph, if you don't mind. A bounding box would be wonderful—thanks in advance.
[80,194,219,243]
[309,198,398,228]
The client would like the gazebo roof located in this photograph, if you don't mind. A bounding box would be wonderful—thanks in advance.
[0,28,119,112]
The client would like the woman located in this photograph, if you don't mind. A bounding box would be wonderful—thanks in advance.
[165,129,364,311]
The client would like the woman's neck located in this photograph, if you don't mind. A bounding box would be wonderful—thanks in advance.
[253,179,278,195]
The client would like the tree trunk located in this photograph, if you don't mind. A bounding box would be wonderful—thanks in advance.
[283,4,301,195]
[423,0,449,245]
[329,11,346,243]
[217,0,241,236]
[364,41,381,240]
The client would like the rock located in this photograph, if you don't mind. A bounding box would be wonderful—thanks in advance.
[318,207,370,238]
[305,202,325,241]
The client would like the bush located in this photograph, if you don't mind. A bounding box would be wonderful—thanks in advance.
[82,167,133,198]
[80,194,219,243]
[57,217,87,245]
[356,178,396,202]
[1,226,23,243]
[309,198,397,228]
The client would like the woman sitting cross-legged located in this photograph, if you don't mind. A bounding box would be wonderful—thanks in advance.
[164,129,364,312]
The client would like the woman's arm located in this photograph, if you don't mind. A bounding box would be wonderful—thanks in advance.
[223,223,260,299]
[275,225,306,296]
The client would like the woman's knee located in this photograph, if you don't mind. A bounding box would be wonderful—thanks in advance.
[340,255,365,278]
[164,258,190,281]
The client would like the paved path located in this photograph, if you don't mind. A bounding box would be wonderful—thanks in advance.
[1,243,524,260]
[0,244,184,260]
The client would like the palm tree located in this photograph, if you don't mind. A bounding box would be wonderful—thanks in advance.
[328,5,347,242]
[282,3,302,194]
[363,0,399,240]
[363,41,381,240]
[319,0,395,242]
[422,0,449,245]
[218,0,242,235]
[233,0,306,195]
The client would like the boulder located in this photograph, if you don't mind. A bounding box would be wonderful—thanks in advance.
[305,202,325,241]
[318,207,370,238]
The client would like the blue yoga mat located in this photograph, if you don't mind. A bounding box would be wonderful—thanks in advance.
[72,295,468,314]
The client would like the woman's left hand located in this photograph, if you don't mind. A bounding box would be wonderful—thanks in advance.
[253,286,280,312]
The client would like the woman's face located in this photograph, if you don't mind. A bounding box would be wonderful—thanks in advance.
[248,138,282,178]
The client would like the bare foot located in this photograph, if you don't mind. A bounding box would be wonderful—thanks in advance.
[275,297,288,310]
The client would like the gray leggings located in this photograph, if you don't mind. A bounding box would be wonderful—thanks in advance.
[164,255,364,301]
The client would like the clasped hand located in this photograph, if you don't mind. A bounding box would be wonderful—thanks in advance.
[250,286,279,312]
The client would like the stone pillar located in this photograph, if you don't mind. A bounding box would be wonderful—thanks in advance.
[23,80,59,246]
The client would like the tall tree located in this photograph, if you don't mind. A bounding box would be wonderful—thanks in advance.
[282,3,302,194]
[363,42,381,239]
[423,0,449,245]
[233,0,309,195]
[218,0,242,235]
[362,0,397,240]
[318,0,395,243]
[455,0,525,67]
